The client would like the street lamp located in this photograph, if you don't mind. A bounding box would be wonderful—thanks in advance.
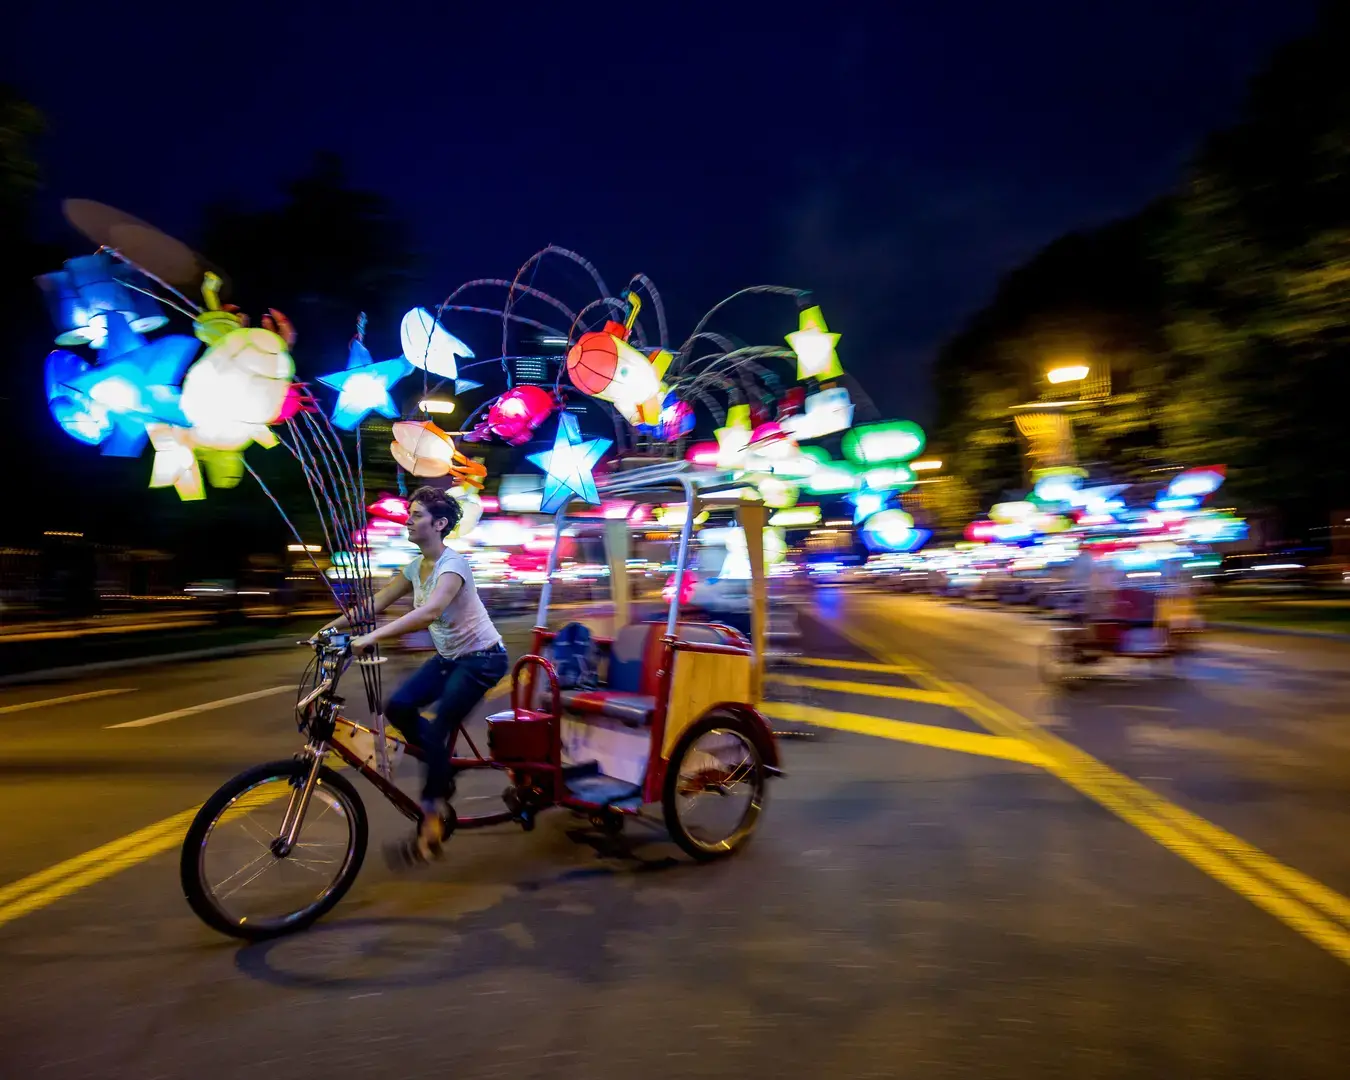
[1046,363,1089,385]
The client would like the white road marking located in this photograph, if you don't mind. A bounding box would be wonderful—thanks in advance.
[0,688,137,715]
[106,686,293,729]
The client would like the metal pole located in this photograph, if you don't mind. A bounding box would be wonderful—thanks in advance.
[666,477,697,638]
[536,504,569,627]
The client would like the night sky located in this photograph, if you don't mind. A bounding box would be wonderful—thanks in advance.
[10,0,1320,423]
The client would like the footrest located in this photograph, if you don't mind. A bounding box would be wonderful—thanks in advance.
[565,773,642,807]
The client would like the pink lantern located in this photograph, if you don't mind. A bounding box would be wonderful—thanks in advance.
[367,494,409,524]
[686,441,719,466]
[486,386,555,445]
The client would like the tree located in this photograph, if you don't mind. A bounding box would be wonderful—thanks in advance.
[930,206,1172,509]
[1161,2,1350,530]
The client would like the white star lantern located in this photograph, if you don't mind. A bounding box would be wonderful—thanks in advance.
[528,412,612,515]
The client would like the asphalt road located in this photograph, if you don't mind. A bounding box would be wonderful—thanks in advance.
[1,592,1348,1078]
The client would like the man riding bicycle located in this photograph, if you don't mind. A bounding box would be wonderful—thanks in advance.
[318,485,507,863]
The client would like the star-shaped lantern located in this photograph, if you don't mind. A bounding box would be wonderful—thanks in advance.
[318,340,412,430]
[786,304,842,382]
[146,424,205,501]
[54,313,200,457]
[714,403,754,469]
[527,412,612,515]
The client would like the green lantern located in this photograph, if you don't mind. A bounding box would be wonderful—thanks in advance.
[842,421,926,466]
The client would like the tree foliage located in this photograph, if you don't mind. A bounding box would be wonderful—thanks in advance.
[1161,2,1350,526]
[929,207,1172,513]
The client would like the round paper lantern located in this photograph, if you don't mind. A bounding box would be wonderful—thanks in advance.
[565,331,619,396]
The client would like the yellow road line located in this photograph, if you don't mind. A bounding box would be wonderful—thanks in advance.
[0,809,198,926]
[0,680,518,927]
[0,688,136,715]
[785,656,925,676]
[768,702,1049,766]
[767,673,956,706]
[833,617,1350,965]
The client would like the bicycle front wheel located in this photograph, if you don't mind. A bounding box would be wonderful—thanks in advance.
[180,758,367,941]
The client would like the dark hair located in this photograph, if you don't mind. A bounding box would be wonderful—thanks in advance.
[408,486,463,538]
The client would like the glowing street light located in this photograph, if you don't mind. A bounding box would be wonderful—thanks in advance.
[418,398,457,415]
[910,459,943,471]
[1046,363,1089,384]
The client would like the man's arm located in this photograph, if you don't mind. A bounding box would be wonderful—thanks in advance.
[355,571,463,649]
[319,575,413,633]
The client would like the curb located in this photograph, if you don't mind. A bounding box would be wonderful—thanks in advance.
[0,637,299,688]
[1206,621,1350,643]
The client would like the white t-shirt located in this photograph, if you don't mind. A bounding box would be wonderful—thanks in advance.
[401,548,502,659]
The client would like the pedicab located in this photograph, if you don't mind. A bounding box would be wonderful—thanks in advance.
[179,460,783,940]
[1039,549,1193,685]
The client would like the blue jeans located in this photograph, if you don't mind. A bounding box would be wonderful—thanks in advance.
[384,644,509,803]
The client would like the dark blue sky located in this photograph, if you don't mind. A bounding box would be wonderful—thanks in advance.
[10,0,1320,422]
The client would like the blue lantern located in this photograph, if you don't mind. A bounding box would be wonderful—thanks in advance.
[527,412,612,514]
[35,253,168,349]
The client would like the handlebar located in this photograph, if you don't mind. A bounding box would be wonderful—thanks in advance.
[511,654,561,717]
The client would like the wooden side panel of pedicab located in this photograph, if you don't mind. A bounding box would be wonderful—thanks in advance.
[661,648,752,759]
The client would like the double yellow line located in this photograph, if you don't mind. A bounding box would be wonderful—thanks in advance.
[835,619,1350,966]
[0,809,200,928]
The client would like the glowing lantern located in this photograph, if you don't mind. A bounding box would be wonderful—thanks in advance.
[860,463,916,492]
[715,404,754,469]
[526,412,613,514]
[367,495,410,523]
[1032,467,1087,506]
[318,339,412,430]
[484,385,555,445]
[803,458,859,495]
[45,350,112,446]
[180,327,293,452]
[841,420,925,466]
[651,390,695,442]
[1167,466,1225,501]
[565,326,666,424]
[861,509,926,553]
[966,520,998,543]
[991,501,1037,524]
[390,420,457,476]
[769,505,822,528]
[146,424,205,501]
[686,441,720,467]
[757,476,800,509]
[786,304,842,381]
[52,316,200,457]
[850,489,888,524]
[781,386,854,440]
[401,307,474,379]
[35,253,168,349]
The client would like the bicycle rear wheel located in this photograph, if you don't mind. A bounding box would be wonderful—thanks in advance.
[181,758,367,941]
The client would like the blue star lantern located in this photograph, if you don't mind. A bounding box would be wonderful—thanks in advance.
[528,412,612,514]
[55,312,200,457]
[318,340,413,430]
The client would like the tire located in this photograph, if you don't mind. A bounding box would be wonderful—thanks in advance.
[181,758,367,941]
[662,715,767,861]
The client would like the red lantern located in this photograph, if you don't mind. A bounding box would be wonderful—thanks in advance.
[565,328,622,396]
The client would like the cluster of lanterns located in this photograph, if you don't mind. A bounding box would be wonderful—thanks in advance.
[40,258,298,500]
[38,246,933,560]
[959,464,1245,556]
